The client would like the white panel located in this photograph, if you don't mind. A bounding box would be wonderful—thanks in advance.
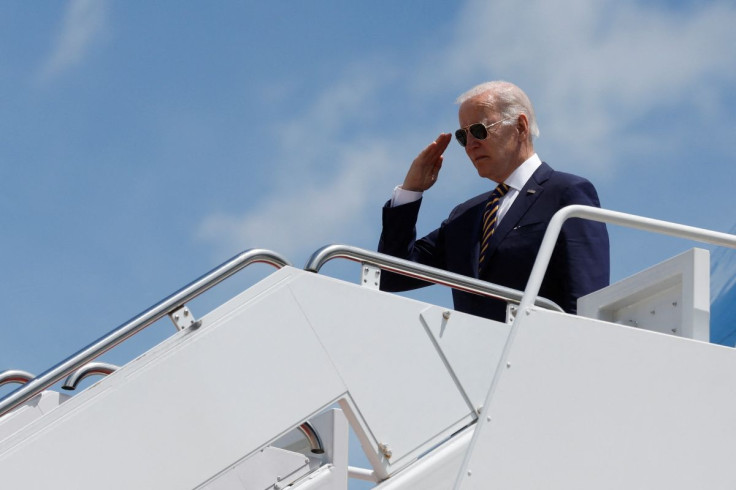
[201,446,311,490]
[0,391,69,443]
[419,306,511,412]
[0,268,347,489]
[578,248,710,340]
[287,274,474,473]
[459,309,736,489]
[376,428,473,490]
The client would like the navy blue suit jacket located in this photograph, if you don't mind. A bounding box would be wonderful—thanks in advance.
[378,162,610,322]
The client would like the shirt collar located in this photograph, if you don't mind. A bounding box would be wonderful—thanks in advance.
[503,153,542,191]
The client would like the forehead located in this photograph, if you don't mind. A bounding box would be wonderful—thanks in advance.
[458,96,499,126]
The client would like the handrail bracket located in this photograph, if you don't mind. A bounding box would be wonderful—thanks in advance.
[169,305,200,331]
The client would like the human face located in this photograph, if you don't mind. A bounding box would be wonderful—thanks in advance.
[457,97,523,183]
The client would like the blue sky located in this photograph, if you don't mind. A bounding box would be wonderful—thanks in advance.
[2,0,736,478]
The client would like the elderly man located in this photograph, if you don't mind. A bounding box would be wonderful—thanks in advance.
[378,81,609,322]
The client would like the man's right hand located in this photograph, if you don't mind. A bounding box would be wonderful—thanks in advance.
[401,133,452,192]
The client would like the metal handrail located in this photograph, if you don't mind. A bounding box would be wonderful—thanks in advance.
[304,244,563,313]
[0,249,291,418]
[518,205,736,315]
[455,205,736,489]
[62,362,120,391]
[297,422,325,454]
[0,370,35,388]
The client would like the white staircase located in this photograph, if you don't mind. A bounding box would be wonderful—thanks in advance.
[2,205,736,489]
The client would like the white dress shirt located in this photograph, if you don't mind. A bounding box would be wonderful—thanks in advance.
[390,153,543,227]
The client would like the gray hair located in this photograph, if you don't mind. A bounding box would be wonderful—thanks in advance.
[456,81,540,140]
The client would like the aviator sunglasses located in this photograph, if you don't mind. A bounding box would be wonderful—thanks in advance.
[455,117,513,147]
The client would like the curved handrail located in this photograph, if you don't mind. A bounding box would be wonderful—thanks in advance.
[518,205,736,315]
[0,249,291,418]
[0,370,35,388]
[298,422,325,454]
[304,244,563,313]
[62,362,120,391]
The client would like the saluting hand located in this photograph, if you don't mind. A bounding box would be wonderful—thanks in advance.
[401,133,452,192]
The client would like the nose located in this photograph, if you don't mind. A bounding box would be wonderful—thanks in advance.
[465,132,482,148]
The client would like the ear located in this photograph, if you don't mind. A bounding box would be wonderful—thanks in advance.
[516,114,529,139]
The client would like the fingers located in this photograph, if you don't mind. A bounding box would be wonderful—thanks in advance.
[402,133,452,192]
[420,133,452,162]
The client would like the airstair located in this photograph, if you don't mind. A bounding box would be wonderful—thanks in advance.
[2,205,736,489]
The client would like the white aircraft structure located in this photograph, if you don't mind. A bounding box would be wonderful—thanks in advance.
[1,205,735,489]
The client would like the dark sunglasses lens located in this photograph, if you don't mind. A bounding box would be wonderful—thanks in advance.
[468,123,488,141]
[455,129,467,147]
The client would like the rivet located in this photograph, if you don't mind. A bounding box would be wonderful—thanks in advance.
[442,310,451,320]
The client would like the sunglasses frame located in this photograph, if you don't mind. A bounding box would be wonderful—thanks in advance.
[455,117,514,147]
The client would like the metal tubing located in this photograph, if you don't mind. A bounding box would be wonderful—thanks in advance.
[0,249,291,418]
[298,421,325,454]
[455,205,736,489]
[0,370,35,387]
[304,244,563,313]
[348,466,378,482]
[62,362,120,391]
[518,205,736,315]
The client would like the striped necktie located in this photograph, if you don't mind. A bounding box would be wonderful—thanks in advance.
[479,183,510,269]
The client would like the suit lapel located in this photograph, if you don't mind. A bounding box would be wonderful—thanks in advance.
[482,162,553,265]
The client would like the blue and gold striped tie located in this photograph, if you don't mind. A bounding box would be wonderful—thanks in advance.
[479,183,510,269]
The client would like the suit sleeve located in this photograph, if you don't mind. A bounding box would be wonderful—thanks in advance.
[377,198,446,292]
[547,180,610,313]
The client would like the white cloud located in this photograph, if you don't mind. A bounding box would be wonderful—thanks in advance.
[197,63,416,263]
[197,0,736,265]
[39,0,108,80]
[198,140,397,261]
[438,0,736,174]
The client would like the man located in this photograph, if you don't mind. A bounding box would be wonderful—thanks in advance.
[378,81,609,322]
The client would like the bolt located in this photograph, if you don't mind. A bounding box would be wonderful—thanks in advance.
[174,314,179,320]
[443,310,451,320]
[184,309,190,316]
[506,362,511,368]
[378,443,392,459]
